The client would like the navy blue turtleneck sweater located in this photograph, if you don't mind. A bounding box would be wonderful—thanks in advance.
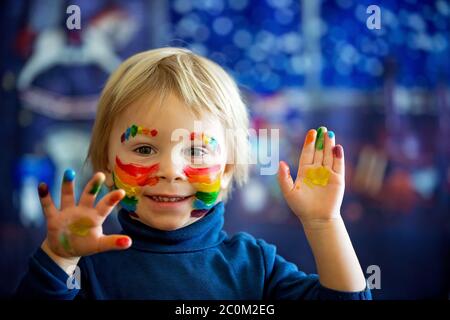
[16,202,371,300]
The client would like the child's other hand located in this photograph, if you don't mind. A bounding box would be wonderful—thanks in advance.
[278,127,345,229]
[38,170,132,259]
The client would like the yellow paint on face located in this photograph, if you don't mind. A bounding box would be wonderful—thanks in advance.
[193,178,221,193]
[113,173,140,197]
[68,218,94,237]
[303,166,330,188]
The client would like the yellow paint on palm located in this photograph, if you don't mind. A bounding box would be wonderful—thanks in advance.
[68,218,94,237]
[303,166,330,188]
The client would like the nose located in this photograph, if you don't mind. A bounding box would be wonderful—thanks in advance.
[156,152,186,183]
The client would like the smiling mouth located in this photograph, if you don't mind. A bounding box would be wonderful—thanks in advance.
[146,195,193,203]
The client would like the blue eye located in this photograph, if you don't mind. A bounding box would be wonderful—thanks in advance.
[186,147,206,157]
[134,146,155,155]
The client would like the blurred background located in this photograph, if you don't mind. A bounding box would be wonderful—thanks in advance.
[0,0,449,299]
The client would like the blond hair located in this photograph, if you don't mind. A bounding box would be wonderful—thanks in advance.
[87,47,249,199]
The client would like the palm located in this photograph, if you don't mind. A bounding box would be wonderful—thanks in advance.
[46,207,106,258]
[38,171,131,259]
[278,128,345,224]
[287,164,344,221]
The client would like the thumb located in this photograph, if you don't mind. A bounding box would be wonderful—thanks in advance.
[278,161,294,196]
[97,235,132,253]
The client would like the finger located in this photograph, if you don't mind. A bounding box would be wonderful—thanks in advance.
[313,126,327,165]
[97,235,132,253]
[60,169,76,210]
[38,182,57,219]
[95,189,126,218]
[323,130,335,168]
[332,144,345,174]
[298,129,316,169]
[78,172,105,208]
[278,161,294,195]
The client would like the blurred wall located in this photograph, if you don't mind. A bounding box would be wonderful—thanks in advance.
[0,0,449,299]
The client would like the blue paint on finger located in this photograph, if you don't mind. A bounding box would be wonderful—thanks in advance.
[63,169,76,182]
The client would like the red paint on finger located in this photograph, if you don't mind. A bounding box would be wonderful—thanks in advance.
[38,183,49,198]
[116,237,131,248]
[333,145,343,159]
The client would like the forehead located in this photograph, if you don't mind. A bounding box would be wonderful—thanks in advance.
[117,92,224,139]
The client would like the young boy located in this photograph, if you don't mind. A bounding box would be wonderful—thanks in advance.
[16,48,371,299]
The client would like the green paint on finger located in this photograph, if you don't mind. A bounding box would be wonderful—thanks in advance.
[315,127,325,150]
[89,177,104,195]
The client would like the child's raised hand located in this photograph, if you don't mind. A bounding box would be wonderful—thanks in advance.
[38,170,132,259]
[278,127,345,228]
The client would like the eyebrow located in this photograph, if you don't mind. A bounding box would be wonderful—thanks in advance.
[120,124,158,143]
[190,132,220,152]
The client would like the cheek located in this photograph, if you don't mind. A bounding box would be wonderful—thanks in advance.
[112,156,159,211]
[184,165,222,213]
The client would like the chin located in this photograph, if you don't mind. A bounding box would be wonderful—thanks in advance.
[135,210,196,231]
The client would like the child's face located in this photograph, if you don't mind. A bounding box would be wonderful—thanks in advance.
[105,92,232,231]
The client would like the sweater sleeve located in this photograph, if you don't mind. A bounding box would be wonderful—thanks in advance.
[257,239,372,300]
[14,247,82,299]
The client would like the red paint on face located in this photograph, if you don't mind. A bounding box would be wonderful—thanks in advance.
[115,156,159,186]
[183,164,221,176]
[116,156,159,176]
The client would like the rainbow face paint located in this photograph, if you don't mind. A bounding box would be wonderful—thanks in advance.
[190,132,220,154]
[121,124,158,143]
[112,156,159,212]
[184,164,222,217]
[184,132,223,216]
[303,166,330,188]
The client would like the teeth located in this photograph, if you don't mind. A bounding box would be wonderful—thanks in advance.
[149,196,189,202]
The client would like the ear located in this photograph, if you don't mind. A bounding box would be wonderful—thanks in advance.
[104,163,114,189]
[220,164,234,190]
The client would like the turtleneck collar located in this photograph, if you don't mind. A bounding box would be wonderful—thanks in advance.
[118,202,227,253]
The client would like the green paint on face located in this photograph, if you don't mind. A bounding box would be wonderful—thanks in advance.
[130,124,138,137]
[195,191,220,206]
[315,127,325,150]
[119,195,139,208]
